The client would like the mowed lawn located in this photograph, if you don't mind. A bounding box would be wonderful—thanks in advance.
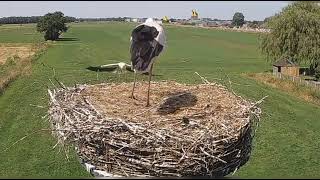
[0,22,320,178]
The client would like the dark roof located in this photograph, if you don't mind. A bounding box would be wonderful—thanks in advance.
[273,58,299,67]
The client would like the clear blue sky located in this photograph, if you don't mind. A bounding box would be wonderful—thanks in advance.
[0,1,289,21]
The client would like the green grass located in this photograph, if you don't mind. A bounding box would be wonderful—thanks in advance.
[1,22,320,178]
[0,24,42,43]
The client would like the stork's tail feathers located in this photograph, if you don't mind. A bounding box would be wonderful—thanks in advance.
[132,57,153,73]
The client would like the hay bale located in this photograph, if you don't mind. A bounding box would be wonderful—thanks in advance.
[47,80,263,178]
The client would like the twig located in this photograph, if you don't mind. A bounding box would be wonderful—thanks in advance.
[115,158,129,177]
[250,95,268,108]
[194,72,210,84]
[29,104,45,108]
[48,79,56,88]
[200,147,227,164]
[2,129,51,153]
[54,77,66,89]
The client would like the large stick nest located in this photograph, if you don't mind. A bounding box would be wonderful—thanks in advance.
[47,80,263,178]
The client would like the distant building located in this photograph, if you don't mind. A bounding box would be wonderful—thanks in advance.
[137,18,147,23]
[201,21,219,27]
[190,19,202,25]
[201,18,212,22]
[273,58,300,77]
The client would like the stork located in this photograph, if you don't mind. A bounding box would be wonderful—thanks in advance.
[101,62,132,81]
[87,62,132,73]
[129,18,166,107]
[100,62,132,73]
[86,62,133,81]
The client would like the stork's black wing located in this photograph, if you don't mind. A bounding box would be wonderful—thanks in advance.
[130,25,163,72]
[125,65,134,72]
[86,66,118,72]
[131,25,159,42]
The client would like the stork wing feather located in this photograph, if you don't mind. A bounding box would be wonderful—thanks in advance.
[100,63,120,68]
[86,66,116,72]
[125,65,134,72]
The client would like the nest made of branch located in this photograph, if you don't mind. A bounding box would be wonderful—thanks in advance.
[47,80,263,178]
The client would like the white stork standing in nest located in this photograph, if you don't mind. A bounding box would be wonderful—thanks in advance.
[129,18,166,107]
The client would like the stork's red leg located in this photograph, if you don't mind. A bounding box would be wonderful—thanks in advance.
[146,64,154,107]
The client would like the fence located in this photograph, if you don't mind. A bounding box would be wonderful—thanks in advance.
[273,72,320,90]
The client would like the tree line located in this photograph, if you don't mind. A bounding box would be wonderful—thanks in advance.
[1,14,266,29]
[0,16,77,24]
[0,16,130,25]
[78,17,128,22]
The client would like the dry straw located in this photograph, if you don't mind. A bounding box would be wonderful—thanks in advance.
[47,74,265,178]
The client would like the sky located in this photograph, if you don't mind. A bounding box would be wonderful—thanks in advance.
[0,1,290,21]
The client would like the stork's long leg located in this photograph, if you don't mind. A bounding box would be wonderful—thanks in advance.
[117,69,121,82]
[146,63,154,107]
[130,71,137,99]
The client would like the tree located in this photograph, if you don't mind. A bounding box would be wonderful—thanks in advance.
[232,12,245,27]
[65,16,77,23]
[259,1,320,72]
[36,11,68,41]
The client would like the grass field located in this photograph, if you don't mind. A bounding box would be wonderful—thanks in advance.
[1,22,320,178]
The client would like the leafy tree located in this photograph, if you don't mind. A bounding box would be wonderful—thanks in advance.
[65,16,77,23]
[263,16,272,23]
[36,11,68,41]
[259,1,320,71]
[232,12,245,27]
